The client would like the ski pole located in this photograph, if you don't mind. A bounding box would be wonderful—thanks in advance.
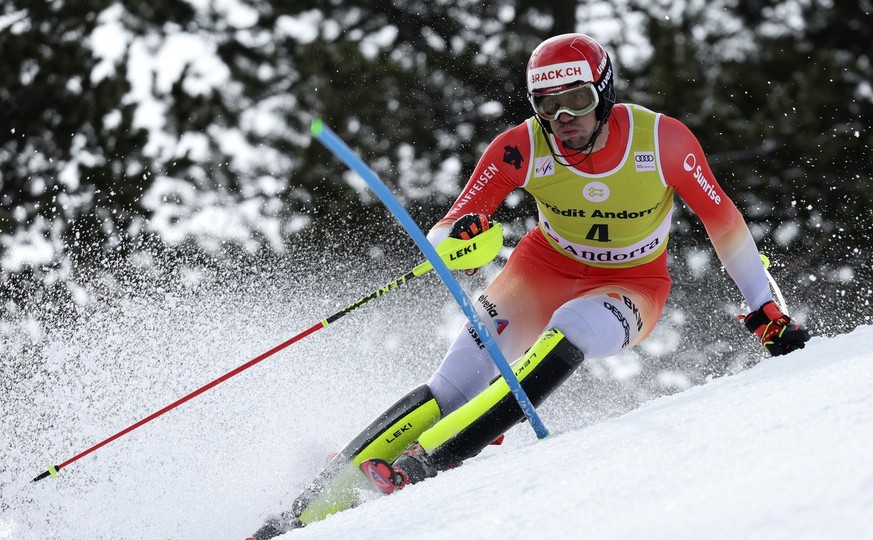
[311,118,550,439]
[760,254,789,314]
[31,226,504,483]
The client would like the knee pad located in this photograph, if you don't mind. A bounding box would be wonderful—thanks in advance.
[550,293,645,358]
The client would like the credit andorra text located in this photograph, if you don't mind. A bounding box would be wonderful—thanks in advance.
[541,200,661,219]
[559,238,661,263]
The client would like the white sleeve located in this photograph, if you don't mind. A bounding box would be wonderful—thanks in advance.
[426,224,452,249]
[716,231,773,311]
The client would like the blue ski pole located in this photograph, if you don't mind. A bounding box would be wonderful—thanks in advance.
[311,119,549,439]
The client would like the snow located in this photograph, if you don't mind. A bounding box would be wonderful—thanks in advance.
[3,3,869,536]
[2,262,872,540]
[288,326,873,540]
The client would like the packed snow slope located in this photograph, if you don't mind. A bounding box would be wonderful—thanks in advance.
[3,268,870,540]
[288,325,873,540]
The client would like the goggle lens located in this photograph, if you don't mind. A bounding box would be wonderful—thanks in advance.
[530,84,599,121]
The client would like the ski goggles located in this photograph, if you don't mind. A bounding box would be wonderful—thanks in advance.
[529,83,599,121]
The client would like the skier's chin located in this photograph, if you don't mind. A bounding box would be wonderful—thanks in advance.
[560,134,589,150]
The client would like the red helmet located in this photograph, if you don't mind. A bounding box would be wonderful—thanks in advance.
[526,34,616,121]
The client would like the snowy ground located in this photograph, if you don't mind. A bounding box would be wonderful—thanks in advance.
[2,263,871,539]
[288,325,873,540]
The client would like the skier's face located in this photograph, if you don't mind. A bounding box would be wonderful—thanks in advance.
[549,111,602,151]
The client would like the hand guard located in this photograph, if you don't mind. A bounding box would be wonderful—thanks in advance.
[742,301,811,356]
[448,213,492,240]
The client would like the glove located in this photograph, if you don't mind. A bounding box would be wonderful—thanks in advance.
[742,301,811,356]
[447,213,493,276]
[448,213,492,240]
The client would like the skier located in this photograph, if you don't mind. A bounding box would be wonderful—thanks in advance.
[249,33,810,538]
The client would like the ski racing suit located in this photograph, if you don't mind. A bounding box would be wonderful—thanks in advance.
[250,103,775,537]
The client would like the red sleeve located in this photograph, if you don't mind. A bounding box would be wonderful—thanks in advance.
[658,116,772,310]
[658,116,742,240]
[432,122,532,230]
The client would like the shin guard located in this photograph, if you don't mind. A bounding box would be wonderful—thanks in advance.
[419,328,584,470]
[289,384,442,527]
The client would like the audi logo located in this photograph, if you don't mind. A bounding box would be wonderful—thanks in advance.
[635,154,654,163]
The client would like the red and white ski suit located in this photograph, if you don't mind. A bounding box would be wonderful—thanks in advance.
[426,104,773,413]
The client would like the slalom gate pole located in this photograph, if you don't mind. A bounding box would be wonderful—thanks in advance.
[31,228,504,483]
[310,118,550,440]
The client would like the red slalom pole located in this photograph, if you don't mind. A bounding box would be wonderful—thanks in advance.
[32,322,323,482]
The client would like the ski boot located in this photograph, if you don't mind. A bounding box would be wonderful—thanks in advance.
[359,443,442,494]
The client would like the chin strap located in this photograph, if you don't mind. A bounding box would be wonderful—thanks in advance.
[536,114,609,168]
